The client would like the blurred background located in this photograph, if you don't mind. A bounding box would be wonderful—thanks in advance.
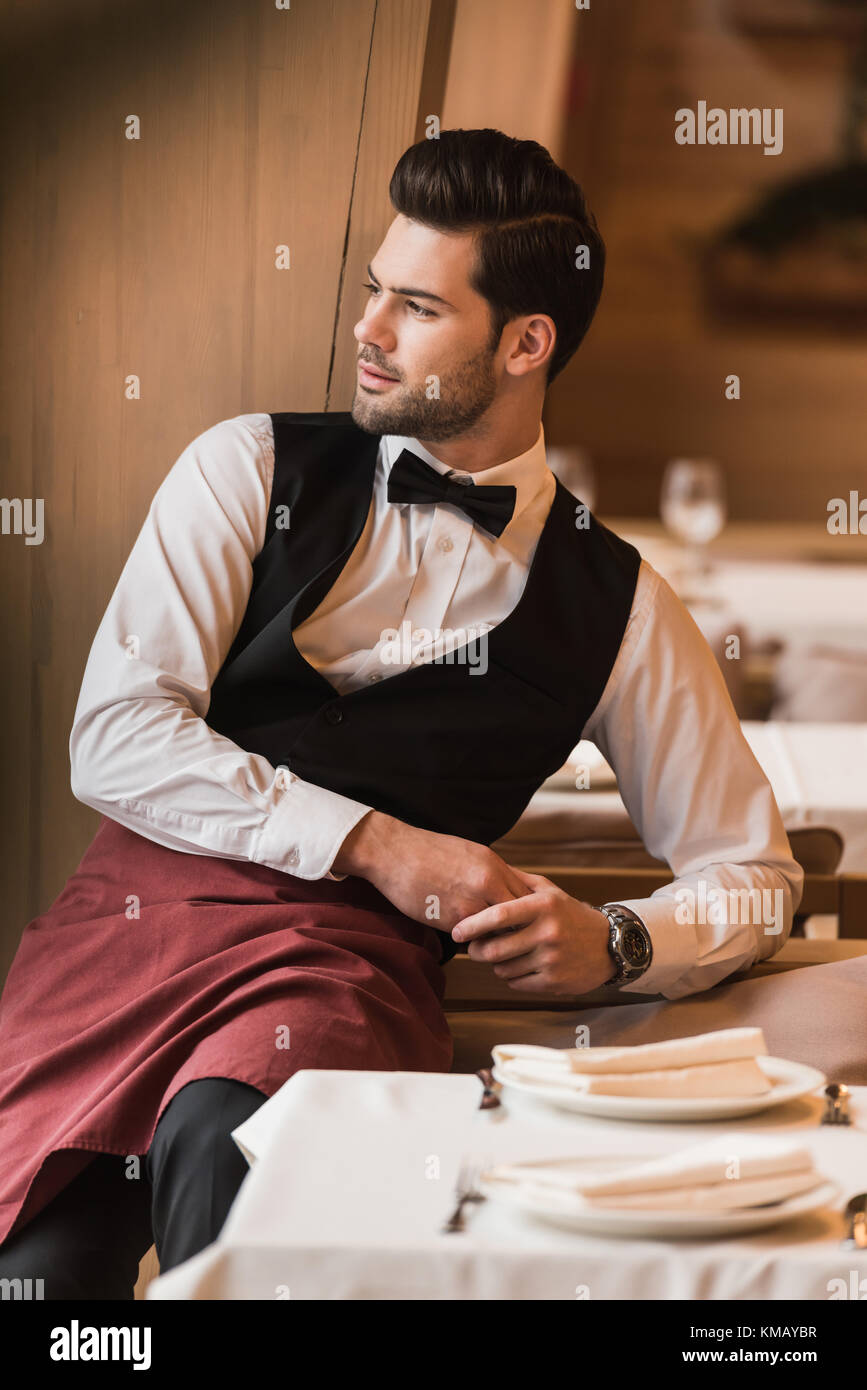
[1,0,866,973]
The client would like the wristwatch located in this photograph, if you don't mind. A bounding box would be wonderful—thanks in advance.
[598,904,653,985]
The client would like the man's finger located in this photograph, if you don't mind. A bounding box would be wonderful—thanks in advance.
[470,924,542,963]
[452,893,540,942]
[484,864,537,905]
[493,944,546,978]
[510,868,553,892]
[505,865,538,898]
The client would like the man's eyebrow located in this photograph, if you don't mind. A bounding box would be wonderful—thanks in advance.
[366,263,456,310]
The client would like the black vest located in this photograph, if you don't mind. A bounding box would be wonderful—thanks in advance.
[207,413,641,948]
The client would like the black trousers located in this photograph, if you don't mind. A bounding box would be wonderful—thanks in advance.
[0,1077,267,1300]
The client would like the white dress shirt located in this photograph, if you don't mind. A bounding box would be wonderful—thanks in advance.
[69,413,803,999]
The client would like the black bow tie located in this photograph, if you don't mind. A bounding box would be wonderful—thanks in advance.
[386,449,517,539]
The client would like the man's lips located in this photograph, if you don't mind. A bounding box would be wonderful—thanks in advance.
[358,360,399,383]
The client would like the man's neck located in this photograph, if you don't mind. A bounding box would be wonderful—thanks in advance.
[415,413,542,475]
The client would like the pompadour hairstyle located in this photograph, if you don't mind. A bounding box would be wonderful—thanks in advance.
[389,128,605,383]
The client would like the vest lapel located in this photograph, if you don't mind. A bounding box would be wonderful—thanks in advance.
[222,417,380,687]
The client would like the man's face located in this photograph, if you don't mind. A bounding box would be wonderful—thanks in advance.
[351,215,502,441]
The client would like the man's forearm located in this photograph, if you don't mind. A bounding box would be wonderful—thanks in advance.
[331,809,539,932]
[332,809,397,878]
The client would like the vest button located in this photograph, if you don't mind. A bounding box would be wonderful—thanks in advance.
[324,706,344,725]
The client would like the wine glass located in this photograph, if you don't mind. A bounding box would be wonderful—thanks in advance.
[660,459,726,599]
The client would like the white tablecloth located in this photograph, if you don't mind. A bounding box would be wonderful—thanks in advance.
[147,1069,867,1301]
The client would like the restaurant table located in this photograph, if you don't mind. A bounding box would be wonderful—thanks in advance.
[147,1069,867,1301]
[611,522,867,653]
[507,721,867,874]
[741,723,867,872]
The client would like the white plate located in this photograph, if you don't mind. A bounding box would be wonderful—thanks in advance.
[490,1055,826,1122]
[478,1155,841,1239]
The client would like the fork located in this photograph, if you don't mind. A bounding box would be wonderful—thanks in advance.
[442,1159,486,1233]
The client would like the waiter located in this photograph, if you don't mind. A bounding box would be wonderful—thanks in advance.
[0,128,801,1298]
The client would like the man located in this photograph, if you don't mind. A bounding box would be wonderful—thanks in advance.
[0,129,801,1297]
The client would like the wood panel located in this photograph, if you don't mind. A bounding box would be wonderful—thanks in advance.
[0,0,437,976]
[440,0,574,159]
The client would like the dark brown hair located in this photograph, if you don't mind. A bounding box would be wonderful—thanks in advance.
[389,128,605,383]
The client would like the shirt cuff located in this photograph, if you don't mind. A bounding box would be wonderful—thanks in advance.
[603,897,697,998]
[250,770,372,880]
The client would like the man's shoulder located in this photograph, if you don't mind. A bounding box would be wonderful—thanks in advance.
[550,479,644,597]
[182,409,378,477]
[177,412,274,466]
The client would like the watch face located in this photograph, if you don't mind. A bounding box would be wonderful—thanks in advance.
[621,923,649,965]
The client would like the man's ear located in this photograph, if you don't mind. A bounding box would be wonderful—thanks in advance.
[503,314,556,378]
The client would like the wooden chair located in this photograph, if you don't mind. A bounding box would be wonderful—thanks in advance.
[444,809,865,1015]
[444,841,867,1018]
[504,860,867,941]
[489,825,855,937]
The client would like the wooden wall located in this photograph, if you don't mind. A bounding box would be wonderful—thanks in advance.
[0,0,445,976]
[545,0,867,521]
[439,0,573,158]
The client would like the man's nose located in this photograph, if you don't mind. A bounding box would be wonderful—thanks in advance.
[353,301,397,353]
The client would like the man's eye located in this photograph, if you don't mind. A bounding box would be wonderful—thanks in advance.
[362,284,434,319]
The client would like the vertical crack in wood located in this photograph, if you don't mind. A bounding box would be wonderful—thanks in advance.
[324,1,379,412]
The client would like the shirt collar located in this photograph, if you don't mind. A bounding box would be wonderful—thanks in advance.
[382,424,551,527]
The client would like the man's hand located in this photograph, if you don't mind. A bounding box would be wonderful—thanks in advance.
[332,810,535,929]
[452,869,616,995]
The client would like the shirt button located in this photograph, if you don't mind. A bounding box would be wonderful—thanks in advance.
[368,672,383,683]
[439,536,454,553]
[324,706,344,725]
[286,846,300,867]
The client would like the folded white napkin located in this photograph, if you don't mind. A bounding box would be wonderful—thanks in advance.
[492,1028,773,1098]
[485,1135,823,1212]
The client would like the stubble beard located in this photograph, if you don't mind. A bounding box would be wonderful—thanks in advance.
[351,345,499,442]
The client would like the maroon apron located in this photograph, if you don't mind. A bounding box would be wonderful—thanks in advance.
[0,817,452,1244]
